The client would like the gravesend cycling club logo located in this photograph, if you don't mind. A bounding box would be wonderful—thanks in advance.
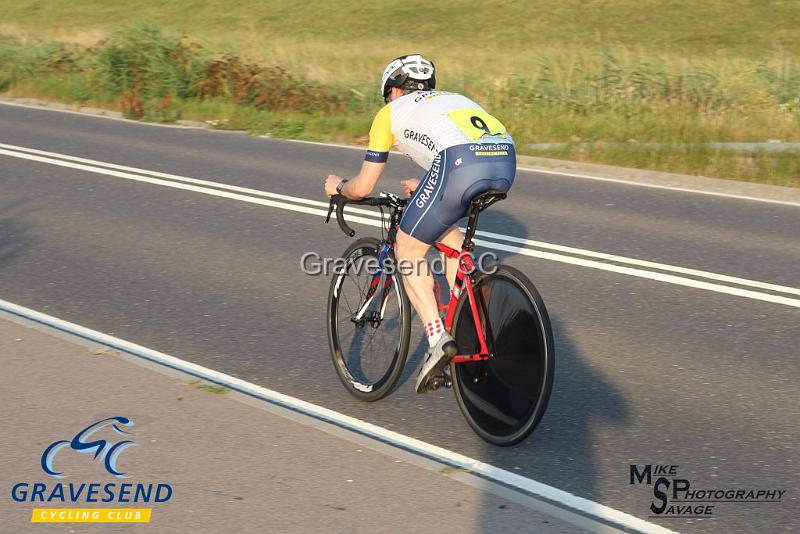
[629,464,786,518]
[41,416,136,478]
[9,416,173,524]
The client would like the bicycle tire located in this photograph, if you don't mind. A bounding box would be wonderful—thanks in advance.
[327,237,412,401]
[450,265,555,446]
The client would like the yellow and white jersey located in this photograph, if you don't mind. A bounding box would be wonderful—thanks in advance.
[364,91,514,169]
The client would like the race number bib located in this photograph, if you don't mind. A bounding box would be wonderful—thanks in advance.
[447,108,507,141]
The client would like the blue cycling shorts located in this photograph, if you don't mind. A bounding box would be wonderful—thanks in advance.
[399,143,516,244]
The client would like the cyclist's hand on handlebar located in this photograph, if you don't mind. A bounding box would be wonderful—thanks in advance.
[324,174,344,197]
[401,179,420,198]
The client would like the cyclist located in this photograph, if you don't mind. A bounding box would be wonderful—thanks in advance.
[324,54,516,393]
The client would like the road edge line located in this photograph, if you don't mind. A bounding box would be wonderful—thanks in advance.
[0,297,676,534]
[515,166,800,207]
[2,98,797,207]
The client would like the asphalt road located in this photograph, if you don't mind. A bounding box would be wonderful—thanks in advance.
[1,103,798,533]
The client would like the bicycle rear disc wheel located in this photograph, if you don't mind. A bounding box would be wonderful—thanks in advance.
[450,265,554,446]
[327,237,411,401]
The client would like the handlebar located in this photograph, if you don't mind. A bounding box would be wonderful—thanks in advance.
[325,193,406,237]
[326,195,356,236]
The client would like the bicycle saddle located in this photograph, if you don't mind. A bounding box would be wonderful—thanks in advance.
[469,189,507,214]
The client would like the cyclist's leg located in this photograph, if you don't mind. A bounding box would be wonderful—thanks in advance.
[438,225,464,289]
[395,230,439,324]
[396,151,450,325]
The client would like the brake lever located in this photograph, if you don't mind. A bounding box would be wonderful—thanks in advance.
[325,198,335,224]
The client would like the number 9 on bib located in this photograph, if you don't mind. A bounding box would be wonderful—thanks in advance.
[447,108,507,141]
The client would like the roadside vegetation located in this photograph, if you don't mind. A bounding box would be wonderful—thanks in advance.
[1,0,798,186]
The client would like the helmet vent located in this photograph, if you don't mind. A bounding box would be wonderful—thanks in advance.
[380,54,436,102]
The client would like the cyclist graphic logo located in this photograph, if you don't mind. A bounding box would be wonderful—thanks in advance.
[41,416,136,479]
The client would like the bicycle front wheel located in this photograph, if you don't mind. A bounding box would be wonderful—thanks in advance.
[450,265,555,446]
[327,237,411,401]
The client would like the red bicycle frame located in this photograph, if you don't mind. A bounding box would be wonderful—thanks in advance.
[434,242,493,363]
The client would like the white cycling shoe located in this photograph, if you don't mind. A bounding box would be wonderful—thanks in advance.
[415,333,458,393]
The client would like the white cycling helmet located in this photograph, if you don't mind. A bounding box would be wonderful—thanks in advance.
[380,54,436,103]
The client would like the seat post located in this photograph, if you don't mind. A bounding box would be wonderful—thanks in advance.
[460,190,506,251]
[462,206,481,251]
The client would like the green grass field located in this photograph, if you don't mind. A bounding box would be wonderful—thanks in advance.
[1,1,799,185]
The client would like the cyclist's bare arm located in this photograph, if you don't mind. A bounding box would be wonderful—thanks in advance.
[325,161,385,199]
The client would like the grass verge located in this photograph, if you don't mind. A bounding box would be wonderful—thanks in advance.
[1,22,798,187]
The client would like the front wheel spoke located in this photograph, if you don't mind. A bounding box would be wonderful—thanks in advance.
[346,273,364,301]
[349,270,366,296]
[362,323,380,352]
[336,322,358,339]
[340,288,357,315]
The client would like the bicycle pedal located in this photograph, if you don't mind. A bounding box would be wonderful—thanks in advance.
[427,374,452,392]
[442,368,452,388]
[427,375,443,391]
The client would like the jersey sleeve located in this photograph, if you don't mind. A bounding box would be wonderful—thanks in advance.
[365,104,394,163]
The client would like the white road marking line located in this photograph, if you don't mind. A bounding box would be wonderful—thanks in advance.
[286,137,367,152]
[473,239,800,308]
[4,143,797,296]
[2,144,799,308]
[0,99,206,130]
[516,165,800,208]
[0,298,678,534]
[0,142,374,218]
[8,142,800,290]
[0,142,331,208]
[6,142,798,296]
[474,229,800,297]
[0,146,383,229]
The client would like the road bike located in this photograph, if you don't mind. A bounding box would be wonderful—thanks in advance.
[324,190,554,446]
